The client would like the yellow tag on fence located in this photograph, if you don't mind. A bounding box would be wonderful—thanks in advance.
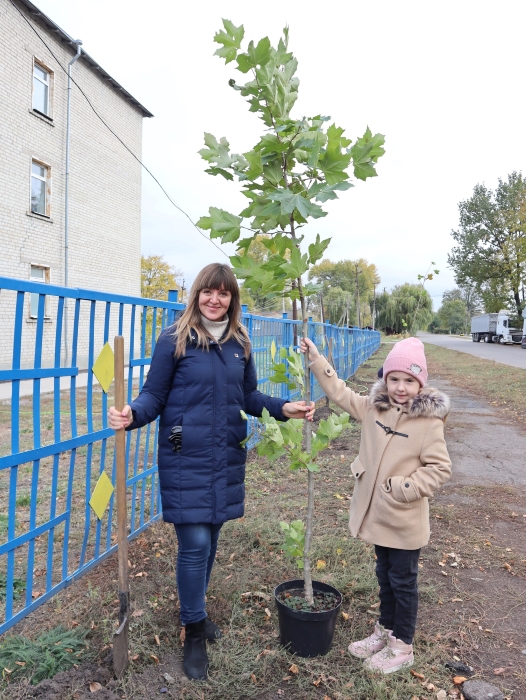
[92,342,115,393]
[89,471,115,520]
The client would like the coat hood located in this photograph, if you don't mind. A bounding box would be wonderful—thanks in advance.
[369,379,451,420]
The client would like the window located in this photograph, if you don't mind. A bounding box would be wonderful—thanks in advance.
[30,160,50,216]
[32,62,51,117]
[29,265,50,318]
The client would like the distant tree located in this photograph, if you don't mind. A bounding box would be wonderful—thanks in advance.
[141,255,181,300]
[437,299,469,334]
[442,285,482,317]
[448,172,526,316]
[376,283,433,334]
[141,255,182,350]
[309,258,379,326]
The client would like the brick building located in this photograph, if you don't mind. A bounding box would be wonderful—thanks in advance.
[0,0,153,369]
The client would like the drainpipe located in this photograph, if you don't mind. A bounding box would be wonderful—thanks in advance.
[64,39,82,364]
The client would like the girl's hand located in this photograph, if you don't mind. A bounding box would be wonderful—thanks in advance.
[299,337,321,363]
[282,400,316,421]
[108,405,133,430]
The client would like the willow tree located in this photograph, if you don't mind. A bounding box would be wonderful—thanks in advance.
[198,20,385,603]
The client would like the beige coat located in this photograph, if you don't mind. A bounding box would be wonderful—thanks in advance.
[311,357,452,550]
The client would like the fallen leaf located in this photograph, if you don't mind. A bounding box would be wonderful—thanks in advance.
[369,602,380,609]
[289,663,299,674]
[154,634,160,646]
[503,563,512,571]
[441,571,448,576]
[89,682,102,693]
[168,593,176,601]
[282,675,292,681]
[150,654,159,663]
[225,574,232,581]
[179,628,186,645]
[131,609,144,618]
[511,512,518,517]
[229,552,236,561]
[427,683,436,690]
[451,598,463,602]
[162,673,175,684]
[494,668,506,675]
[341,611,349,621]
[135,572,148,577]
[131,654,139,661]
[453,676,467,684]
[250,673,257,684]
[316,559,326,570]
[411,670,425,679]
[436,690,447,700]
[32,591,41,598]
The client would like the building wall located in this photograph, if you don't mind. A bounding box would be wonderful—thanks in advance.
[0,0,145,368]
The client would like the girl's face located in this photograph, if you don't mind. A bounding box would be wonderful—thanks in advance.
[385,371,421,405]
[199,287,232,322]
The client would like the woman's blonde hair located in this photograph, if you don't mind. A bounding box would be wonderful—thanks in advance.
[172,263,251,358]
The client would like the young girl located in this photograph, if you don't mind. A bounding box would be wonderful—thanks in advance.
[109,263,314,680]
[300,336,451,674]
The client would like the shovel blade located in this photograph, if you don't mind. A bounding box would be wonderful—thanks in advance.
[113,591,130,678]
[113,623,129,678]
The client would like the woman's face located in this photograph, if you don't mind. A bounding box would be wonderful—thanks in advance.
[385,371,420,405]
[199,287,232,322]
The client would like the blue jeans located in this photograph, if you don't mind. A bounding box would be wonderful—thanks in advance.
[375,545,421,645]
[174,523,223,626]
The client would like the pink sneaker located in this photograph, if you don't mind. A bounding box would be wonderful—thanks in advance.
[363,632,414,674]
[348,623,391,658]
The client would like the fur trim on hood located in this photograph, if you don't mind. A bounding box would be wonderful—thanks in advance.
[369,379,451,420]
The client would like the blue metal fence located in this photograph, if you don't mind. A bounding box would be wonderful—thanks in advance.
[0,276,380,635]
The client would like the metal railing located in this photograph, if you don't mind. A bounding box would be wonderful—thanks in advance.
[0,276,380,635]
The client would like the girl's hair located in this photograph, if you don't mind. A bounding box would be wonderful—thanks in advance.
[172,263,251,358]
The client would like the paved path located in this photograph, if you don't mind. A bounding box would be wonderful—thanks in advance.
[417,331,526,370]
[434,378,526,488]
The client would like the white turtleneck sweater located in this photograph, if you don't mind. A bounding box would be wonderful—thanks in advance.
[201,314,229,342]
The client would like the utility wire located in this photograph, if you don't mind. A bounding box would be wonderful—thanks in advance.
[10,0,228,259]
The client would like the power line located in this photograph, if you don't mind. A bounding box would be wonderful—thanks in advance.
[10,0,228,259]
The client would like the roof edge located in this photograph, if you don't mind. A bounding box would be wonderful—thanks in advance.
[15,0,154,118]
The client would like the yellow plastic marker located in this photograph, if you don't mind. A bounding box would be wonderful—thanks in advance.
[270,339,277,361]
[92,342,115,393]
[89,471,115,520]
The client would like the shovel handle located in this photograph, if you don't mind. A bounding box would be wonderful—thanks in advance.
[114,336,129,597]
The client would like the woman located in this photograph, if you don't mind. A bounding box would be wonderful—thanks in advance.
[109,263,314,680]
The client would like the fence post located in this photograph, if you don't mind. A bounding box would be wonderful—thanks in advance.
[167,289,178,326]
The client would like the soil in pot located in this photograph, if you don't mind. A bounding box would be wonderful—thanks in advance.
[277,588,341,613]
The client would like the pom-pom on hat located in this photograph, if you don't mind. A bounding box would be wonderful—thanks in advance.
[383,337,428,387]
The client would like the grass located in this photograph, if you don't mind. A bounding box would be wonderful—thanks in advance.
[0,625,87,684]
[423,342,526,424]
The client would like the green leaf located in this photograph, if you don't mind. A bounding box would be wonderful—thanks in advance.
[350,127,386,181]
[268,189,327,219]
[198,133,233,169]
[279,244,309,280]
[310,181,353,203]
[214,19,244,64]
[196,207,241,244]
[236,37,272,73]
[308,234,332,265]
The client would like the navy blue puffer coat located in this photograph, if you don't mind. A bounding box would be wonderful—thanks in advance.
[127,328,287,525]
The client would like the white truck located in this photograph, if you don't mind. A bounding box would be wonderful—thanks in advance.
[471,312,523,344]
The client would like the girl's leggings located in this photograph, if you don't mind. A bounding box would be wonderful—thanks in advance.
[375,544,421,645]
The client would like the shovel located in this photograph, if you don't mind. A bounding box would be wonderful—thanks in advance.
[113,335,130,678]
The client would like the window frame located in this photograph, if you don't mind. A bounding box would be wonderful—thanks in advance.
[32,58,53,119]
[30,158,51,218]
[29,264,51,319]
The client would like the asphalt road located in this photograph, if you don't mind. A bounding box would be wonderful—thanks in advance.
[417,331,526,370]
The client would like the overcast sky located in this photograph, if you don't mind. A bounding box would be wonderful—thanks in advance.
[34,0,526,310]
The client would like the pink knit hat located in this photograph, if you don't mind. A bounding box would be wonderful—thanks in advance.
[383,337,428,387]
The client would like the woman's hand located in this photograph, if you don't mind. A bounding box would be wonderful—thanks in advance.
[299,337,321,363]
[108,405,133,430]
[282,400,316,421]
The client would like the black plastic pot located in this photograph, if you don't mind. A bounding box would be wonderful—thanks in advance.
[274,579,342,657]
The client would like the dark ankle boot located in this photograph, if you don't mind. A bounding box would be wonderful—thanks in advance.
[204,617,222,643]
[183,619,209,680]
